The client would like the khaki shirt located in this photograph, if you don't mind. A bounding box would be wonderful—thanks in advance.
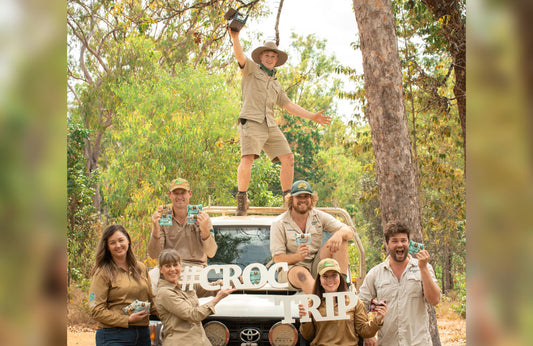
[147,204,217,264]
[300,296,382,345]
[154,279,215,346]
[358,256,440,346]
[89,261,156,329]
[270,209,352,267]
[239,57,290,127]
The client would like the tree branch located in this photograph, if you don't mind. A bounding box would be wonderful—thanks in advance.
[275,0,285,46]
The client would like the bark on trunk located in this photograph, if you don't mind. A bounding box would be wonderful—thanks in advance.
[352,0,422,239]
[352,0,441,344]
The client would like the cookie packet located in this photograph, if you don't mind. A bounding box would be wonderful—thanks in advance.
[122,300,151,315]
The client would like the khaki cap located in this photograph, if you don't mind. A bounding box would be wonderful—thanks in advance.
[169,178,191,192]
[317,258,342,276]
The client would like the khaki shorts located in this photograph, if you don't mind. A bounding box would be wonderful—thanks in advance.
[276,253,322,290]
[239,119,291,161]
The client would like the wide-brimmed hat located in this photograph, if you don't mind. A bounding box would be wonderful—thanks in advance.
[251,41,288,67]
[168,178,191,192]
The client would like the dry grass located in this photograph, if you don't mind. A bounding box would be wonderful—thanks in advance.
[436,298,466,345]
[66,287,466,345]
[68,285,97,329]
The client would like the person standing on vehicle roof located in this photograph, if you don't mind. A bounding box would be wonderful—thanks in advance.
[227,27,332,216]
[270,180,354,294]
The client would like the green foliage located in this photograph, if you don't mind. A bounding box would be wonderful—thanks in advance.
[334,0,466,282]
[66,1,465,291]
[452,271,466,317]
[99,52,242,258]
[67,120,99,283]
[278,33,343,185]
[247,156,284,207]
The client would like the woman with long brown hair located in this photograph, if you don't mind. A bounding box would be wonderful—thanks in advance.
[298,258,387,346]
[89,224,156,346]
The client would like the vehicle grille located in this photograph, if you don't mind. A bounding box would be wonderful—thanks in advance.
[203,316,300,346]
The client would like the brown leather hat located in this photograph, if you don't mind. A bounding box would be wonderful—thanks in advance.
[251,41,288,67]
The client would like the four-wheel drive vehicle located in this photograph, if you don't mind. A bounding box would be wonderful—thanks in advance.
[149,206,366,346]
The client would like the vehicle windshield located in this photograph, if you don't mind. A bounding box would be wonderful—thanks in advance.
[207,226,272,281]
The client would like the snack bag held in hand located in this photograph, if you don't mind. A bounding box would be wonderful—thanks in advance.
[122,300,151,315]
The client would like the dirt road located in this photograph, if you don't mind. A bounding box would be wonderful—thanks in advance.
[67,317,466,346]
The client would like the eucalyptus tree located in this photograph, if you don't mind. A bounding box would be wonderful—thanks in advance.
[67,0,266,211]
[352,0,442,343]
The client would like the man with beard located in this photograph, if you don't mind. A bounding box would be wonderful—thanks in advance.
[358,221,441,346]
[270,180,354,294]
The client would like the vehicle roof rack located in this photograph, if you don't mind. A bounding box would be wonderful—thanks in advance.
[203,206,367,285]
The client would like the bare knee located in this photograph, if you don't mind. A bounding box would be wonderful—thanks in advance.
[288,266,312,287]
[278,153,294,167]
[240,155,255,167]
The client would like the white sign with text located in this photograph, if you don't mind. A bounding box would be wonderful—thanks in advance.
[181,263,360,323]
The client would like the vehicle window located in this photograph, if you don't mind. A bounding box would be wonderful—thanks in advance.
[207,226,272,281]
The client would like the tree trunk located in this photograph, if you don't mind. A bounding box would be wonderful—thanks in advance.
[351,0,422,239]
[441,244,454,292]
[352,0,441,344]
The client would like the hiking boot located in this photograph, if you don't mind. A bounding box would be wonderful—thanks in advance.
[236,192,250,216]
[281,190,291,208]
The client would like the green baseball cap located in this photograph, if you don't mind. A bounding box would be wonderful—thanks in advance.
[290,180,313,196]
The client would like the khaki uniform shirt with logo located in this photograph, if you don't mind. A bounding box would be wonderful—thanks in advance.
[147,204,217,265]
[89,261,156,329]
[239,57,290,126]
[154,279,216,346]
[358,255,440,346]
[270,208,353,268]
[300,296,383,345]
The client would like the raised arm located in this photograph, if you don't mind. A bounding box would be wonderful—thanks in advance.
[416,250,441,306]
[228,27,246,67]
[147,207,164,259]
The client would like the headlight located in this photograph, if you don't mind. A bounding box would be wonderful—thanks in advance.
[268,322,298,346]
[149,321,164,346]
[149,324,155,341]
[204,321,229,346]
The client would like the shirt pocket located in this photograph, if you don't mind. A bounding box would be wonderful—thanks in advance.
[375,278,396,302]
[406,272,423,298]
[285,229,300,253]
[253,72,268,92]
[269,82,282,105]
[166,227,179,241]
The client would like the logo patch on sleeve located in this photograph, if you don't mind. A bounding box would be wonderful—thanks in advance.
[89,292,96,308]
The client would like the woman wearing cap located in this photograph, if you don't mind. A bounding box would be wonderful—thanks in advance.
[298,258,387,346]
[227,26,332,216]
[89,224,157,346]
[154,249,236,345]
